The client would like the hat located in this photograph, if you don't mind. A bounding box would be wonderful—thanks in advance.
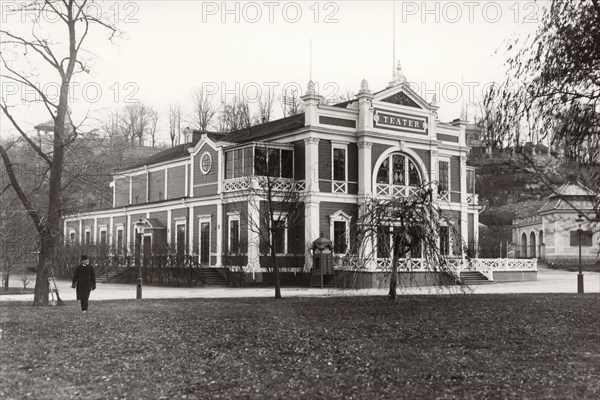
[80,255,89,261]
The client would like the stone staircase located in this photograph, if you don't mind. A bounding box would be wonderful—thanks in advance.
[197,268,229,286]
[459,271,492,285]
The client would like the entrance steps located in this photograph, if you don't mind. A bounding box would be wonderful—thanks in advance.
[197,268,229,286]
[459,271,492,285]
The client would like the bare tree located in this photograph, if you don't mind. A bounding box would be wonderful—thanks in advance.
[169,103,182,147]
[231,144,305,298]
[257,89,275,124]
[147,109,159,148]
[190,88,218,131]
[122,103,156,146]
[219,97,255,133]
[0,0,119,305]
[345,185,462,301]
[279,90,303,117]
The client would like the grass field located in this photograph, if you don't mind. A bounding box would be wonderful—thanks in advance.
[1,294,599,399]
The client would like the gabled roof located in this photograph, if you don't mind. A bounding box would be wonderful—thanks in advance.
[225,113,306,144]
[538,178,596,214]
[125,142,196,170]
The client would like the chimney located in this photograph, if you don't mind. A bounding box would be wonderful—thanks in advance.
[182,127,194,143]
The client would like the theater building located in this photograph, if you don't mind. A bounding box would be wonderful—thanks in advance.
[65,67,536,285]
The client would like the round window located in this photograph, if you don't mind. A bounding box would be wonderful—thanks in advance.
[200,152,212,174]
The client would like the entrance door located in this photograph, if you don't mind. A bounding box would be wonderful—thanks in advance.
[440,226,450,256]
[200,222,210,266]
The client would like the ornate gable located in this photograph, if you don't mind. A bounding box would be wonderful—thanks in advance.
[381,92,421,109]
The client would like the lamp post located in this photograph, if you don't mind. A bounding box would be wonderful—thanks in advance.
[134,217,145,299]
[575,214,584,294]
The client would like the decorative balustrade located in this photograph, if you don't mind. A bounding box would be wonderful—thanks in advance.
[223,178,306,193]
[376,184,421,198]
[339,257,537,276]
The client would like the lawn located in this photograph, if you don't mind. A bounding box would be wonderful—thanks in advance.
[1,294,599,399]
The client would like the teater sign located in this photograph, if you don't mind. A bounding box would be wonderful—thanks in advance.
[373,110,428,134]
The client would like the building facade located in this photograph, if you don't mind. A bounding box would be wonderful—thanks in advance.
[513,177,599,266]
[64,71,487,283]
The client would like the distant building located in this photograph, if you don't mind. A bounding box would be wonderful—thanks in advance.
[512,176,599,265]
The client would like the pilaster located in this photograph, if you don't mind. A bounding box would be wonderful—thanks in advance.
[304,200,320,271]
[216,202,223,267]
[247,196,261,271]
[304,137,320,192]
[459,155,469,256]
[358,141,373,196]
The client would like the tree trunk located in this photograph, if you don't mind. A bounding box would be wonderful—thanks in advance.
[271,245,281,299]
[3,273,9,291]
[388,235,402,301]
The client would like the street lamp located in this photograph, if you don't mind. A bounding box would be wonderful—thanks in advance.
[575,214,585,294]
[134,217,145,299]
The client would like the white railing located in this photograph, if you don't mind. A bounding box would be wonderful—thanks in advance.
[223,178,306,193]
[375,184,420,198]
[223,179,251,192]
[340,257,538,276]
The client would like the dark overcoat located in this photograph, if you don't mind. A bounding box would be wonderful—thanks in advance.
[72,263,96,300]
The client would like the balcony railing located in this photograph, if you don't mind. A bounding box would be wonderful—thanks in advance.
[223,178,305,193]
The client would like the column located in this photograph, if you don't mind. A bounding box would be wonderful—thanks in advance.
[215,202,223,267]
[459,155,469,256]
[109,216,114,247]
[247,196,260,272]
[190,155,194,197]
[167,209,172,245]
[164,169,169,200]
[304,137,320,192]
[304,200,320,272]
[129,176,133,205]
[358,141,373,196]
[93,218,98,244]
[430,149,438,200]
[126,214,132,244]
[188,206,194,256]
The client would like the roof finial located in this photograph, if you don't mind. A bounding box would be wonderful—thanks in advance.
[389,60,407,87]
[359,78,371,94]
[307,80,316,96]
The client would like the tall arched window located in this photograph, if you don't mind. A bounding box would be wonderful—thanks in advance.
[375,153,422,197]
[530,231,536,258]
[521,232,528,258]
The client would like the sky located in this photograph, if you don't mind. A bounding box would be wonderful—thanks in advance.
[0,0,547,144]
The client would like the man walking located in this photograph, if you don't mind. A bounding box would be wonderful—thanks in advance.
[72,255,96,313]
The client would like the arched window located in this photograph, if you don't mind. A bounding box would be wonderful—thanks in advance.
[530,231,536,258]
[521,232,528,258]
[375,153,422,196]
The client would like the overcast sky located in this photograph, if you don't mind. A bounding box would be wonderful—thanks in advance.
[1,0,546,144]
